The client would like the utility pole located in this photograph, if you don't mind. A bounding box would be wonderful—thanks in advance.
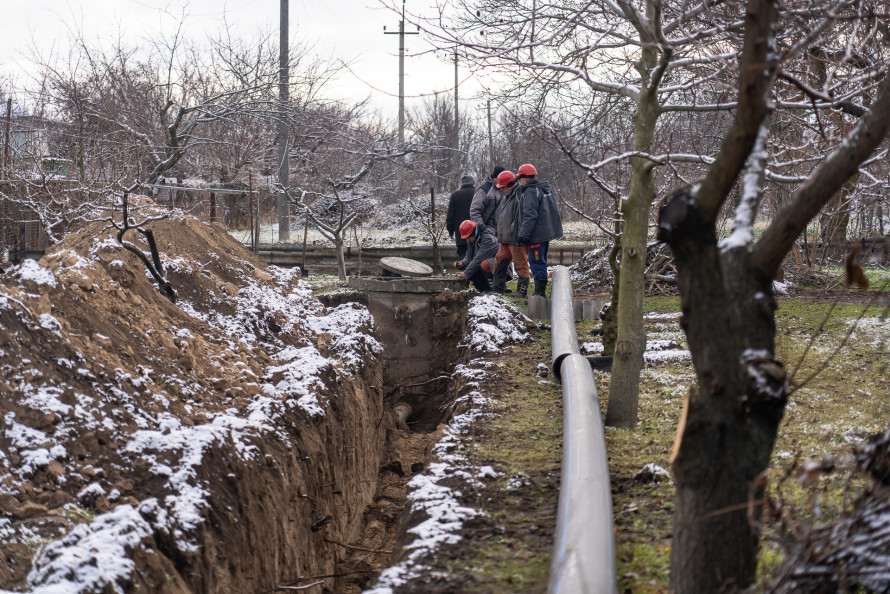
[453,50,459,147]
[384,0,418,147]
[3,98,11,171]
[487,98,494,169]
[278,0,290,242]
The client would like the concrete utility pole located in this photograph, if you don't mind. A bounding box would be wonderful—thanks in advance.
[384,0,418,147]
[453,49,459,148]
[278,0,290,242]
[4,98,11,171]
[487,98,494,169]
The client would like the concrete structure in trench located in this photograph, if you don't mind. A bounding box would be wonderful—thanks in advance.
[347,276,469,394]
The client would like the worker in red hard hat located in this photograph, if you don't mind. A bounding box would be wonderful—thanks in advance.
[491,170,531,296]
[516,163,563,297]
[453,219,498,292]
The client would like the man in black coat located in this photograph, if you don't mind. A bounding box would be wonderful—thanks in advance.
[446,175,476,260]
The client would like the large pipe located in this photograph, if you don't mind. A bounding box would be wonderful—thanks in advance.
[550,267,580,379]
[548,266,617,594]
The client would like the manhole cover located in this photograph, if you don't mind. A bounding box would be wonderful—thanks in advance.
[380,257,433,277]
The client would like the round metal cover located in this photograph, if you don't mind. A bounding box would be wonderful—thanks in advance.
[380,257,433,277]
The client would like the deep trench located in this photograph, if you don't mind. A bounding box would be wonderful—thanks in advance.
[318,288,470,592]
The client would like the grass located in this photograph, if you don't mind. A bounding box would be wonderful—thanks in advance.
[439,328,563,592]
[587,294,890,592]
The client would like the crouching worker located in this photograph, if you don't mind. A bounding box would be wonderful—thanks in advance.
[453,220,498,292]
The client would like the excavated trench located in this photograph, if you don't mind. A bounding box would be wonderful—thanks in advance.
[319,279,470,592]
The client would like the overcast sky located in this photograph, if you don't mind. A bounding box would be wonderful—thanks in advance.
[1,0,487,122]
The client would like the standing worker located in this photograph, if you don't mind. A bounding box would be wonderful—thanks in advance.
[492,170,531,297]
[516,164,563,297]
[469,165,505,228]
[446,175,476,260]
[454,220,498,292]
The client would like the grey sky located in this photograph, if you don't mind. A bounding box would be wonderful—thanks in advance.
[1,0,484,120]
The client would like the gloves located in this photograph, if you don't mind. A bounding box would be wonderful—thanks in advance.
[518,236,530,246]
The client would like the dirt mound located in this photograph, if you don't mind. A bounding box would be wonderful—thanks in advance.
[0,197,387,592]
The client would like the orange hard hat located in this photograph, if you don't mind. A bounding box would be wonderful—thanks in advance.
[496,170,516,188]
[459,220,477,239]
[517,163,537,177]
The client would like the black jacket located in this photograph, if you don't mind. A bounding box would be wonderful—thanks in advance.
[446,184,475,246]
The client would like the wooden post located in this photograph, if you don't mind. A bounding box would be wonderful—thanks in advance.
[430,185,440,273]
[209,192,217,223]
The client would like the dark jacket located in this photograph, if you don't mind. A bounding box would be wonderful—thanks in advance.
[459,224,498,279]
[446,184,475,246]
[495,185,522,244]
[469,179,501,228]
[518,178,564,244]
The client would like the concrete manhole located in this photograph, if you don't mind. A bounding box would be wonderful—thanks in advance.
[380,257,433,277]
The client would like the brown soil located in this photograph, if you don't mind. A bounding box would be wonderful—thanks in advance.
[0,197,391,592]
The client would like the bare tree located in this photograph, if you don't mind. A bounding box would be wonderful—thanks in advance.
[656,0,890,589]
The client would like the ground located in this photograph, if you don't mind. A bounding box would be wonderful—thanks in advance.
[2,209,888,593]
[338,276,889,593]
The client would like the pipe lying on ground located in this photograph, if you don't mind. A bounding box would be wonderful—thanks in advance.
[550,267,580,380]
[548,266,617,594]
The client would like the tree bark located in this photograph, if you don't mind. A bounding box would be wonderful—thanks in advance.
[664,199,785,590]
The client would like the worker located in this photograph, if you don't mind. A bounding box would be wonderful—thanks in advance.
[453,219,498,292]
[516,164,563,297]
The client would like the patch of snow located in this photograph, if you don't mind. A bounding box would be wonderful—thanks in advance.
[27,504,152,593]
[39,313,62,334]
[12,260,58,288]
[458,295,530,354]
[581,341,604,355]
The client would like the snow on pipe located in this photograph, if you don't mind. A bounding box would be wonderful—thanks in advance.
[550,267,581,379]
[548,267,618,594]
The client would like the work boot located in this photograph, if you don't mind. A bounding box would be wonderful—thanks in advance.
[517,277,530,297]
[533,279,547,297]
[491,259,512,294]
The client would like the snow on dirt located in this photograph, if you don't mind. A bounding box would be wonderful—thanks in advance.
[0,197,382,592]
[458,295,533,354]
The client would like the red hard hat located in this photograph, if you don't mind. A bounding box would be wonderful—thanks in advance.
[496,170,516,188]
[517,163,537,177]
[459,220,477,239]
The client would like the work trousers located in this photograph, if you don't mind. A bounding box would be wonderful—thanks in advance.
[528,242,549,281]
[493,243,529,278]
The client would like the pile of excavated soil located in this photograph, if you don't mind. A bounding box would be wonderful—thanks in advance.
[0,197,388,592]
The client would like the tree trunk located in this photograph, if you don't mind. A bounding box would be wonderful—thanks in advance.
[663,194,787,592]
[818,176,855,263]
[606,64,659,427]
[335,237,347,281]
